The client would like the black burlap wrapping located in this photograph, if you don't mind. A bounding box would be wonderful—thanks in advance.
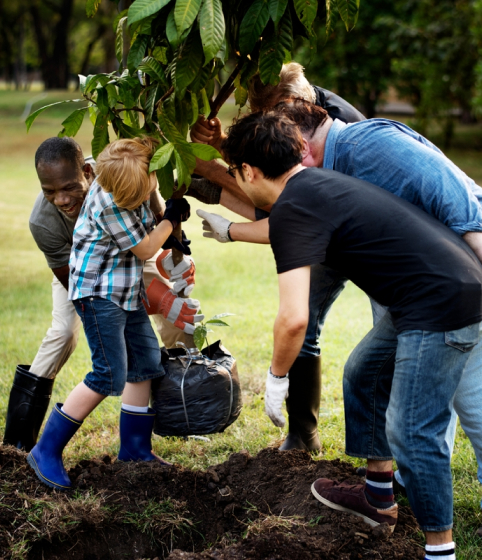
[150,341,242,436]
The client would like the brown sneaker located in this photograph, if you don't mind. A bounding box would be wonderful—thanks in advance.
[311,478,398,533]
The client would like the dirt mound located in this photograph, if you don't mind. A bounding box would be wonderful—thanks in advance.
[0,445,423,559]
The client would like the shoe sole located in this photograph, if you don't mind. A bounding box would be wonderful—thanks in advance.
[27,453,71,491]
[311,482,396,534]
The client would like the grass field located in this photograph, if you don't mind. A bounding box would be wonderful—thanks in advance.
[0,90,482,557]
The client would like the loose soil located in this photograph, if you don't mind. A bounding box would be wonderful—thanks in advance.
[0,445,424,559]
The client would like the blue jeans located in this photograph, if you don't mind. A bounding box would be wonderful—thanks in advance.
[73,297,165,396]
[344,313,481,530]
[301,263,347,357]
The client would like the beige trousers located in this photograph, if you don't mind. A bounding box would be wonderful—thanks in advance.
[30,250,186,379]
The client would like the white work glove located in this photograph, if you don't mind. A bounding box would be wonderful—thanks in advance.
[264,368,289,428]
[156,249,195,295]
[196,209,233,243]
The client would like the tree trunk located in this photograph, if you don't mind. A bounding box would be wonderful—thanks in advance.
[30,0,74,90]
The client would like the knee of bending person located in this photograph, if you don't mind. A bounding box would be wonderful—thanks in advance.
[49,326,81,349]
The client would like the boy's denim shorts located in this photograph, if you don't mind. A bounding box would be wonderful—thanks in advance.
[73,296,165,396]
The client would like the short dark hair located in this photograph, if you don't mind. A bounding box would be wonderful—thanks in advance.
[222,112,303,179]
[273,99,328,138]
[35,137,85,170]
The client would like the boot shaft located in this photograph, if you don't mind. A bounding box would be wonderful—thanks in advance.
[4,365,54,451]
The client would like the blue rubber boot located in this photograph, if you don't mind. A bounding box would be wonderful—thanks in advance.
[118,408,170,464]
[27,403,82,490]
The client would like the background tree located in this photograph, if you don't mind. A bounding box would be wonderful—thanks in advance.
[297,0,399,118]
[378,0,478,148]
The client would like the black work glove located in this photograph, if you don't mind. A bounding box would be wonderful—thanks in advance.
[162,198,191,229]
[162,230,192,255]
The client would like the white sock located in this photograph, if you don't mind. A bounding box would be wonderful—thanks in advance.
[121,404,149,413]
[425,542,456,560]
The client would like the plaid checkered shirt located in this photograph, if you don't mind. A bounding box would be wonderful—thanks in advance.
[69,179,156,310]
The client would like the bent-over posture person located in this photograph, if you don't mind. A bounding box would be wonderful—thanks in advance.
[221,110,482,560]
[191,61,366,452]
[27,137,199,490]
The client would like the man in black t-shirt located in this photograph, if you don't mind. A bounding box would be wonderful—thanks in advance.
[192,62,366,454]
[221,111,482,559]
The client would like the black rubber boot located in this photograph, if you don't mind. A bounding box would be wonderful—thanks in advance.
[279,356,322,452]
[3,365,54,452]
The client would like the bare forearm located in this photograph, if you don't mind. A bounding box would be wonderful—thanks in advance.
[271,267,311,376]
[229,218,270,244]
[272,313,307,376]
[130,220,173,260]
[463,231,482,263]
[220,189,256,220]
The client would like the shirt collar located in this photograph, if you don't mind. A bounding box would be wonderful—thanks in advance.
[323,119,346,169]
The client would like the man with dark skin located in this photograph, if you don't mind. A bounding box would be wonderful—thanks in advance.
[3,137,202,452]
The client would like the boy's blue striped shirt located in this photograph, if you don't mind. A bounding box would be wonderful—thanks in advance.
[69,180,156,310]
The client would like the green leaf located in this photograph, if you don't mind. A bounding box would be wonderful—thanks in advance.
[239,0,270,55]
[211,313,235,319]
[336,0,359,31]
[144,83,160,122]
[138,56,169,86]
[189,142,221,160]
[113,117,144,138]
[268,0,288,25]
[150,143,175,171]
[117,77,142,108]
[25,99,82,132]
[193,324,208,350]
[113,9,129,32]
[95,87,110,115]
[205,319,230,327]
[84,74,110,93]
[293,0,318,32]
[156,161,175,200]
[175,31,204,92]
[79,74,87,94]
[235,85,248,107]
[152,46,168,64]
[325,0,337,39]
[138,13,157,34]
[86,0,101,17]
[92,113,110,159]
[200,87,210,115]
[58,108,88,137]
[128,0,173,27]
[127,34,150,72]
[259,10,293,84]
[116,16,128,64]
[174,148,192,188]
[105,84,119,108]
[190,90,199,125]
[174,0,202,35]
[166,9,180,47]
[199,0,225,66]
[158,108,188,145]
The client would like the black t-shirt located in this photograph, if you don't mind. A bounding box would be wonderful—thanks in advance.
[269,168,482,332]
[312,85,366,123]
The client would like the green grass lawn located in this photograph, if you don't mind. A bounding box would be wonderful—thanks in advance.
[0,90,481,557]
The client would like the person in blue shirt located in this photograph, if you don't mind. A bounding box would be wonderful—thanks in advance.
[27,137,198,490]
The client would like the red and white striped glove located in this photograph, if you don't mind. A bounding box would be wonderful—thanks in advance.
[156,249,195,296]
[144,279,203,334]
